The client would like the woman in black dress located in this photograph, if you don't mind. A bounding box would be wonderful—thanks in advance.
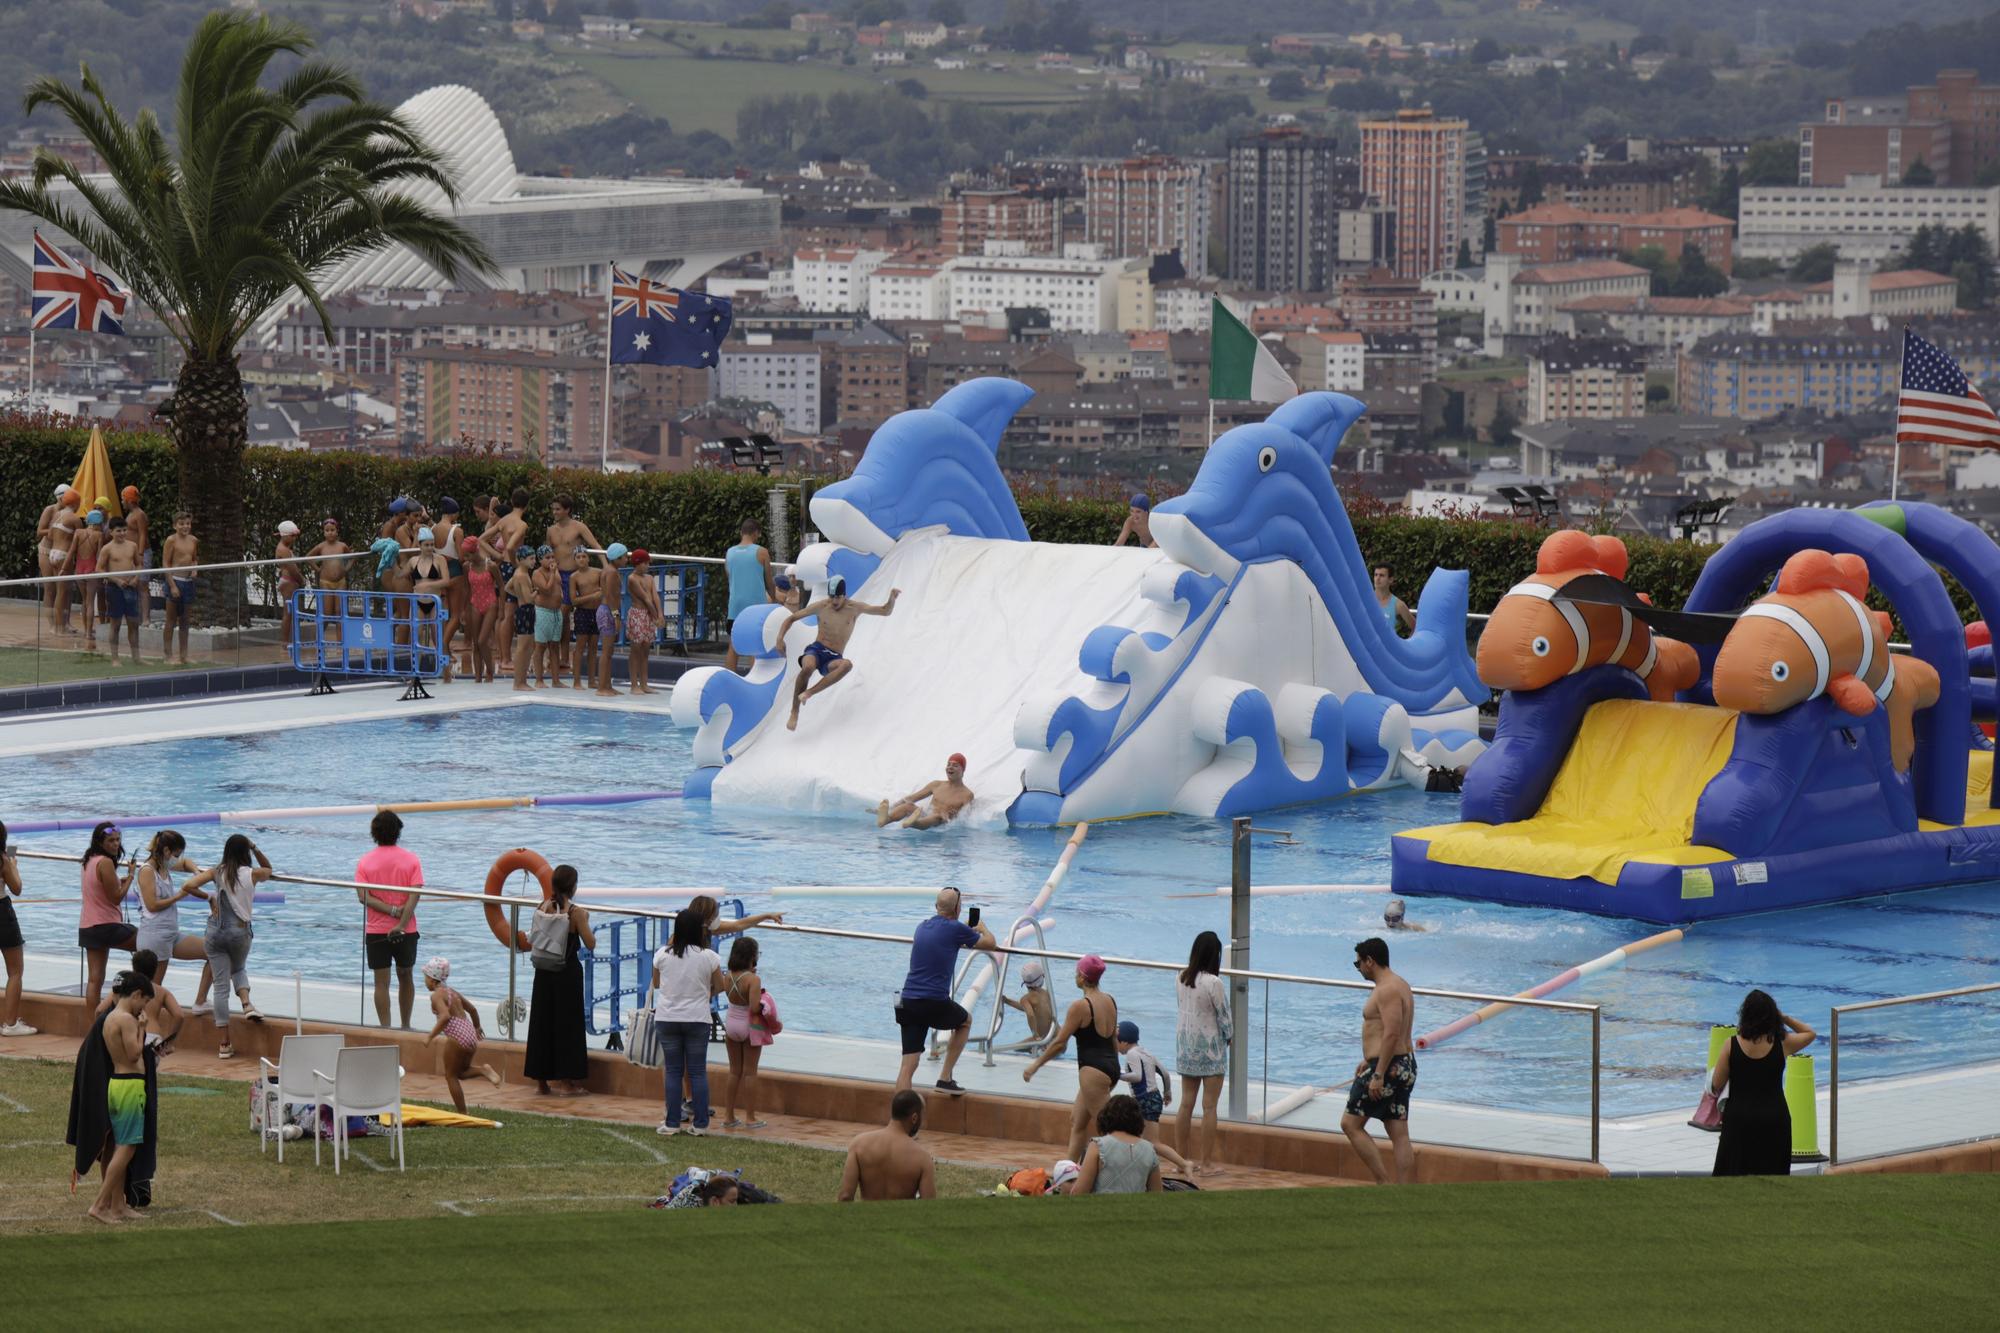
[1711,989,1815,1176]
[524,864,596,1097]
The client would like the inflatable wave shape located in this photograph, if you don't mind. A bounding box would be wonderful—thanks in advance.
[1149,392,1484,712]
[808,378,1034,556]
[672,603,793,779]
[1172,682,1424,816]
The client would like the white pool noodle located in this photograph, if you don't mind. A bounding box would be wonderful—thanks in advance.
[956,824,1089,1010]
[1174,883,1392,898]
[1255,1084,1328,1124]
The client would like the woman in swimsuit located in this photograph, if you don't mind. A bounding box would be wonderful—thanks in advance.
[407,529,454,682]
[1022,952,1121,1162]
[35,484,64,619]
[433,498,468,678]
[49,492,81,634]
[461,538,499,683]
[421,957,502,1113]
[721,935,773,1129]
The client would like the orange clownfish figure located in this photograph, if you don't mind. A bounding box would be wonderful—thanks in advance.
[1711,550,1942,773]
[1477,530,1700,702]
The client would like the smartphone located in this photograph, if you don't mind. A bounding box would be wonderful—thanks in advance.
[967,906,981,928]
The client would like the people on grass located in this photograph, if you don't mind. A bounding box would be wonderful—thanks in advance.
[893,887,994,1095]
[838,1089,935,1201]
[1022,953,1121,1163]
[1711,989,1815,1178]
[725,517,778,674]
[0,822,30,1036]
[722,935,773,1130]
[355,811,422,1029]
[875,753,974,829]
[73,969,153,1224]
[523,863,594,1098]
[78,822,136,1012]
[421,956,502,1113]
[1116,1021,1192,1175]
[1173,930,1230,1176]
[1076,1094,1163,1195]
[652,906,727,1137]
[1341,936,1417,1185]
[778,576,900,731]
[180,834,271,1059]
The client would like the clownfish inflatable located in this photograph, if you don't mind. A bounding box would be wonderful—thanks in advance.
[1477,530,1700,702]
[1711,549,1942,773]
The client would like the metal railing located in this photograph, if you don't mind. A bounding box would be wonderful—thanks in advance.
[1829,981,2000,1166]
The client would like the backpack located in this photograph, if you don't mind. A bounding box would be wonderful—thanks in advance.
[528,904,571,972]
[1005,1167,1049,1196]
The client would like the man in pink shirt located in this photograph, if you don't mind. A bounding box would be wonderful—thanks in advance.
[356,811,423,1028]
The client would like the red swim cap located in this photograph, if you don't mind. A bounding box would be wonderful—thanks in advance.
[948,753,967,769]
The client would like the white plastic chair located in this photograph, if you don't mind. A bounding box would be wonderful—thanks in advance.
[313,1045,406,1175]
[258,1034,345,1165]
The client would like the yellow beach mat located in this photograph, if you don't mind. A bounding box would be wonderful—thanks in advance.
[1414,699,1740,885]
[388,1104,500,1128]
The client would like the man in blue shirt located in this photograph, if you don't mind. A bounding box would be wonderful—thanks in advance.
[895,887,995,1094]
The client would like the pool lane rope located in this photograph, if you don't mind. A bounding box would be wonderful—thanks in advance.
[1413,927,1686,1052]
[2,790,682,834]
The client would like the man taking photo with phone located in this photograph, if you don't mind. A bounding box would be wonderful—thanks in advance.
[893,887,994,1096]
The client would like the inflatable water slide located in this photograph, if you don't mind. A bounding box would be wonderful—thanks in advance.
[670,380,1486,824]
[1393,501,2000,924]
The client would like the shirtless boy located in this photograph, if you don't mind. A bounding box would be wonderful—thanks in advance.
[479,489,533,662]
[876,753,974,829]
[567,540,603,692]
[1340,937,1417,1185]
[506,548,538,691]
[778,576,900,731]
[160,513,198,664]
[1114,492,1157,548]
[90,971,152,1224]
[545,495,603,609]
[274,521,303,644]
[121,487,150,627]
[591,545,627,696]
[625,549,661,694]
[99,518,143,665]
[530,544,565,687]
[837,1090,935,1201]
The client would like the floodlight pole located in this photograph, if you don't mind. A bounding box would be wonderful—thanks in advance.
[1228,817,1252,1119]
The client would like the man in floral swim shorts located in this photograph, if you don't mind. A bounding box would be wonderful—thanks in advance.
[1340,936,1417,1185]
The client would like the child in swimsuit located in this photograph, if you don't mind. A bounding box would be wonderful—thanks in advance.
[421,957,502,1113]
[461,538,498,683]
[624,550,660,694]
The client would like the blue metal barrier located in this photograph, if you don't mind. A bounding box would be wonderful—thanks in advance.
[289,589,447,697]
[613,563,711,652]
[584,897,744,1045]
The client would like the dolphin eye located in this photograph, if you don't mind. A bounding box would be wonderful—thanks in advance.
[1771,661,1789,682]
[1257,446,1277,473]
[1531,636,1551,658]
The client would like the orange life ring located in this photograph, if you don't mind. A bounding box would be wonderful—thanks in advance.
[484,847,553,952]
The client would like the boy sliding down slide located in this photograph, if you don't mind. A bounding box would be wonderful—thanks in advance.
[876,754,974,829]
[778,575,899,731]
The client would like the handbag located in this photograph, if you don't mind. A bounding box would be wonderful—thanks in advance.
[1688,1069,1725,1131]
[625,995,663,1067]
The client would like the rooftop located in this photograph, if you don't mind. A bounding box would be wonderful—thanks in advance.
[1515,259,1650,285]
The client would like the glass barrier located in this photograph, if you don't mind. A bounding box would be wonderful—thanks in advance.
[1830,984,2000,1165]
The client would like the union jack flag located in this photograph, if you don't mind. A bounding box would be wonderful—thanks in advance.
[611,263,678,322]
[31,232,128,335]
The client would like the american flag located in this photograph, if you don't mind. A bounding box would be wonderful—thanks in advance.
[30,231,128,335]
[610,263,678,322]
[1896,328,2000,450]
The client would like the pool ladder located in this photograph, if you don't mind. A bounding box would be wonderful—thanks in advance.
[935,914,1061,1068]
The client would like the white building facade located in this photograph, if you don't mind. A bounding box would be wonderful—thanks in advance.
[792,248,889,313]
[1737,176,2000,263]
[718,338,822,434]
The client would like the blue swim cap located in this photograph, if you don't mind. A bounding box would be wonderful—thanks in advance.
[388,497,408,515]
[516,546,535,561]
[417,527,435,544]
[606,543,629,562]
[86,510,105,526]
[826,575,846,597]
[1116,1020,1139,1043]
[774,573,794,591]
[370,537,400,576]
[438,496,460,514]
[1130,493,1151,511]
[536,544,554,557]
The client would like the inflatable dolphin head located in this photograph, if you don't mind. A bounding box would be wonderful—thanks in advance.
[1151,393,1366,579]
[810,378,1035,556]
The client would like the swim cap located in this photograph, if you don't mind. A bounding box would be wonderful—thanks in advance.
[421,956,450,983]
[605,543,628,562]
[417,527,435,544]
[774,573,793,591]
[947,753,967,770]
[1077,954,1106,985]
[438,496,460,514]
[85,510,104,526]
[370,537,400,576]
[459,537,479,554]
[1384,897,1407,921]
[1116,1020,1139,1044]
[62,489,80,506]
[1130,493,1150,510]
[277,520,300,536]
[536,544,554,557]
[53,483,67,498]
[95,496,110,509]
[630,548,651,565]
[827,575,847,597]
[388,497,408,514]
[121,485,139,503]
[322,517,339,528]
[516,545,536,561]
[1020,960,1045,989]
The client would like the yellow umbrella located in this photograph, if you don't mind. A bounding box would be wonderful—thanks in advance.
[70,424,122,521]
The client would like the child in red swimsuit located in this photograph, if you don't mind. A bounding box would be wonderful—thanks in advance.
[461,539,498,683]
[421,957,502,1112]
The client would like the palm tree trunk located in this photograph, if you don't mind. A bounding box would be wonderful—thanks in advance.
[165,355,248,631]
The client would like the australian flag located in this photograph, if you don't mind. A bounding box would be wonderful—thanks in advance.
[608,263,731,368]
[31,231,128,335]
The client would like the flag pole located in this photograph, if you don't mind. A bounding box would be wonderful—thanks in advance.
[1891,438,1900,502]
[26,230,35,410]
[601,261,613,473]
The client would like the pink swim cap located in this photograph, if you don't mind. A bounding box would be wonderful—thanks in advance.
[1076,954,1106,984]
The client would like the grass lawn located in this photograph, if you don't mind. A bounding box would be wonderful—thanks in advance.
[1439,357,1528,384]
[569,50,881,137]
[0,644,220,688]
[0,1058,993,1237]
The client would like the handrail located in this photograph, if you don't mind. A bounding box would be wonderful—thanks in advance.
[0,547,419,591]
[1828,981,2000,1165]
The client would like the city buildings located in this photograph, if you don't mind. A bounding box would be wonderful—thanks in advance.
[1225,128,1346,292]
[1550,294,1754,353]
[827,322,908,429]
[717,335,823,434]
[1525,336,1648,422]
[1677,317,2000,419]
[1284,330,1366,393]
[273,293,595,377]
[1082,155,1211,269]
[942,250,1136,334]
[395,345,608,460]
[1487,155,1704,215]
[938,186,1061,257]
[1340,271,1438,375]
[793,248,889,312]
[1477,255,1652,354]
[1737,175,2000,263]
[1909,70,2000,186]
[867,258,951,322]
[1496,204,1735,273]
[1803,71,2000,186]
[1360,108,1468,278]
[1745,266,1960,332]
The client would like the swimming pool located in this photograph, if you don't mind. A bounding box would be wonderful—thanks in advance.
[4,700,1997,1117]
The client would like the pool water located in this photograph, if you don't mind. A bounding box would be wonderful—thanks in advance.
[5,703,1997,1117]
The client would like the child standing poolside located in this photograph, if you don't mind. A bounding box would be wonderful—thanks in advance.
[1117,1020,1192,1175]
[506,548,538,692]
[625,550,661,694]
[461,539,498,684]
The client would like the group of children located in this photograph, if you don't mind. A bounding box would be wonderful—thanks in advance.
[34,485,201,665]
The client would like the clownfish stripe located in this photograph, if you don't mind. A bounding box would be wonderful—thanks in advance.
[1833,590,1876,685]
[1610,607,1634,667]
[1636,636,1658,680]
[1876,655,1896,702]
[1740,603,1831,699]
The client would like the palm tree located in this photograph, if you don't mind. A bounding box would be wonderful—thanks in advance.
[0,11,493,622]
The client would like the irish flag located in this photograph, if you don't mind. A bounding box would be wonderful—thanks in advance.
[1209,297,1297,403]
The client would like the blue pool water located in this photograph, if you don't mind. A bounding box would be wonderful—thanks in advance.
[5,703,1997,1118]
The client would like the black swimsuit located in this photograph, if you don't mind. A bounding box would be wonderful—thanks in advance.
[1073,994,1120,1080]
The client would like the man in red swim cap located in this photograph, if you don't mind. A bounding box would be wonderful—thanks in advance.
[875,753,974,830]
